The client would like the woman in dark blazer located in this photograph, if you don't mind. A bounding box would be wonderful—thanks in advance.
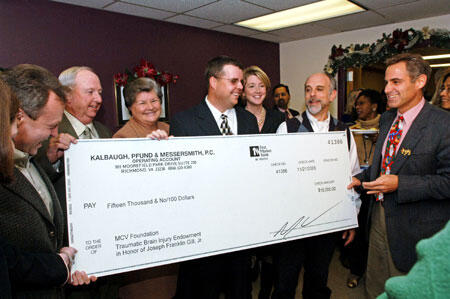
[242,66,284,134]
[241,66,284,298]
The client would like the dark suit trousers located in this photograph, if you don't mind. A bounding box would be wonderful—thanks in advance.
[272,232,339,299]
[346,193,370,276]
[174,250,252,299]
[0,247,12,299]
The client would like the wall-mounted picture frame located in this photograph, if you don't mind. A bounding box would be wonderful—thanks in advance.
[115,83,169,126]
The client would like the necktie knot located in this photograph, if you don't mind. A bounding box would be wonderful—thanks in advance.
[82,126,93,139]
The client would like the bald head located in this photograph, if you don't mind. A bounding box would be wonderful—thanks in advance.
[304,73,337,119]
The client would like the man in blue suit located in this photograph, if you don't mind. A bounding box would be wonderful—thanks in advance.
[349,53,450,298]
[171,55,258,299]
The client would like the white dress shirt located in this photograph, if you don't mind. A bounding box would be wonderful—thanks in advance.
[64,110,99,139]
[14,147,54,217]
[205,96,237,135]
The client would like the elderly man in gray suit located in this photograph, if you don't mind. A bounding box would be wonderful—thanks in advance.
[0,64,95,298]
[36,66,117,298]
[349,53,450,298]
[37,67,111,211]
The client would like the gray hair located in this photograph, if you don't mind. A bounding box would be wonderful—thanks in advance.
[123,77,162,109]
[58,66,95,88]
[304,73,337,96]
[327,74,337,95]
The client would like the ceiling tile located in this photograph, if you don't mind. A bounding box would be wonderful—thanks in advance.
[243,0,317,11]
[317,11,389,32]
[270,23,338,39]
[353,0,418,10]
[165,15,223,29]
[52,0,115,9]
[105,1,176,19]
[121,0,217,13]
[377,0,450,22]
[186,0,272,24]
[213,24,261,36]
[52,0,450,43]
[250,32,296,43]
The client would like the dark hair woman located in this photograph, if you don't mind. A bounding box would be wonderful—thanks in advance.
[350,89,383,167]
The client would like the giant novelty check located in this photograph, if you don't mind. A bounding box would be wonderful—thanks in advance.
[65,132,357,276]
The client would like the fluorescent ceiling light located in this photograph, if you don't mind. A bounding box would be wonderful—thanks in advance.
[236,0,365,32]
[423,54,450,60]
[430,63,450,68]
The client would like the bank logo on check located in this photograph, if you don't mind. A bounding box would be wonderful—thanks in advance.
[249,145,271,161]
[249,146,260,157]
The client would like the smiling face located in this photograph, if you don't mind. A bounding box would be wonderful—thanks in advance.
[130,90,161,126]
[440,76,450,110]
[355,95,377,121]
[13,91,64,155]
[304,73,336,119]
[66,70,103,125]
[243,75,266,106]
[209,64,243,112]
[384,61,426,113]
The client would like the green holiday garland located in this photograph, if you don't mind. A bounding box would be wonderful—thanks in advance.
[324,27,450,76]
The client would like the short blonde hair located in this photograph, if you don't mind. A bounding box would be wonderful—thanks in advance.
[243,66,271,90]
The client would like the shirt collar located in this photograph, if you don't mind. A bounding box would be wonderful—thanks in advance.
[64,110,95,138]
[205,96,235,120]
[396,98,425,126]
[205,96,234,117]
[13,147,31,168]
[305,109,330,131]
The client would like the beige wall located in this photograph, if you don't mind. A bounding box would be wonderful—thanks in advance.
[280,14,450,117]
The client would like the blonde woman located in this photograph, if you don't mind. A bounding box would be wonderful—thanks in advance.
[431,68,450,111]
[242,66,284,133]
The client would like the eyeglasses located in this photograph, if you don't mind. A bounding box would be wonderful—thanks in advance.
[214,76,244,86]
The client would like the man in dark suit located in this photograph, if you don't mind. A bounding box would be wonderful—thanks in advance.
[0,64,94,298]
[35,66,115,299]
[0,237,71,298]
[349,53,450,298]
[272,84,299,119]
[171,56,258,298]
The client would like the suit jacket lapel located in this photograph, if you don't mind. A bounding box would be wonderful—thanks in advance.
[197,100,222,135]
[59,114,77,138]
[301,112,314,132]
[33,160,64,234]
[5,168,55,225]
[93,121,112,138]
[391,103,429,174]
[236,108,245,134]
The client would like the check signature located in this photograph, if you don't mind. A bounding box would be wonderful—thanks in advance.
[273,201,342,239]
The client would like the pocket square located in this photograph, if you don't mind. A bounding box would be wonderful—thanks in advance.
[400,148,411,156]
